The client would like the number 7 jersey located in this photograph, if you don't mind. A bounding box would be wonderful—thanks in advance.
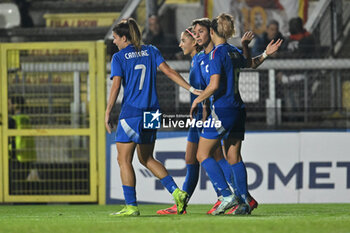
[110,44,164,117]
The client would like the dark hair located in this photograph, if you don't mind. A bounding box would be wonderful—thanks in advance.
[267,19,279,28]
[191,18,211,33]
[183,26,202,52]
[113,18,142,51]
[211,13,235,40]
[148,14,158,20]
[289,17,304,35]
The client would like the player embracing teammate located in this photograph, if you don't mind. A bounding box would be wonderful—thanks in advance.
[107,14,282,217]
[158,14,282,215]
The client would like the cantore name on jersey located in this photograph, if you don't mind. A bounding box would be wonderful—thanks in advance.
[110,44,164,119]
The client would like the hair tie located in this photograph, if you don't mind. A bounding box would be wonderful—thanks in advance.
[186,29,195,39]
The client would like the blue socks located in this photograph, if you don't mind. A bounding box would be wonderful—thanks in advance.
[123,175,179,206]
[160,175,178,194]
[122,185,137,206]
[182,164,200,198]
[231,161,248,202]
[201,158,232,197]
[218,158,237,195]
[212,181,222,198]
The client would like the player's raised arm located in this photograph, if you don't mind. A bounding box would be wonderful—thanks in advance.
[250,39,283,69]
[241,31,254,68]
[158,61,201,95]
[241,31,283,69]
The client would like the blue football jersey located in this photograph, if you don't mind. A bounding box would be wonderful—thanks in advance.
[198,49,214,105]
[110,44,164,117]
[209,43,247,109]
[198,49,212,87]
[189,52,205,104]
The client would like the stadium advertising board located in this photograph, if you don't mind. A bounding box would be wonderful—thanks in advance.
[107,132,350,204]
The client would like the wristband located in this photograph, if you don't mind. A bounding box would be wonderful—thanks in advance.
[189,86,195,93]
[262,50,268,59]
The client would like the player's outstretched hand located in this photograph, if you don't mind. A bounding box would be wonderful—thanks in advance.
[266,39,283,56]
[241,31,254,46]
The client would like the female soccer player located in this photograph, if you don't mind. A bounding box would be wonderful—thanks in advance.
[159,19,253,215]
[175,17,251,215]
[157,24,233,215]
[105,18,200,216]
[190,13,282,215]
[191,17,238,215]
[157,26,204,214]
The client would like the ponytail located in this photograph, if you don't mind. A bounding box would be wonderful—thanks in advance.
[112,18,142,51]
[127,18,142,51]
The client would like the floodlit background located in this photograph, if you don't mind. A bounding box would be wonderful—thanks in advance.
[0,0,349,205]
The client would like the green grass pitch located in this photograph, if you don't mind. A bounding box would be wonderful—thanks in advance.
[0,204,349,233]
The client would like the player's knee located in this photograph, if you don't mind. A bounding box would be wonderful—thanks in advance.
[185,155,197,164]
[138,156,152,167]
[138,158,147,167]
[117,155,131,166]
[196,153,207,163]
[226,153,241,164]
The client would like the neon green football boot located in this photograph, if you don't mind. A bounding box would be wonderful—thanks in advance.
[109,205,140,217]
[172,188,188,214]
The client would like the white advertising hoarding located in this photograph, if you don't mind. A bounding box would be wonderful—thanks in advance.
[108,132,350,204]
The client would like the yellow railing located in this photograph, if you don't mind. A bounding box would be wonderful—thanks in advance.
[0,110,2,203]
[44,13,120,28]
[0,41,106,204]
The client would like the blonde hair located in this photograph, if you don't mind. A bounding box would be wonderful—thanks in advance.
[113,18,142,51]
[212,13,235,40]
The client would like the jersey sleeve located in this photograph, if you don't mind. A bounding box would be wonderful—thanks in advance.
[110,54,123,80]
[151,45,165,67]
[209,47,223,76]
